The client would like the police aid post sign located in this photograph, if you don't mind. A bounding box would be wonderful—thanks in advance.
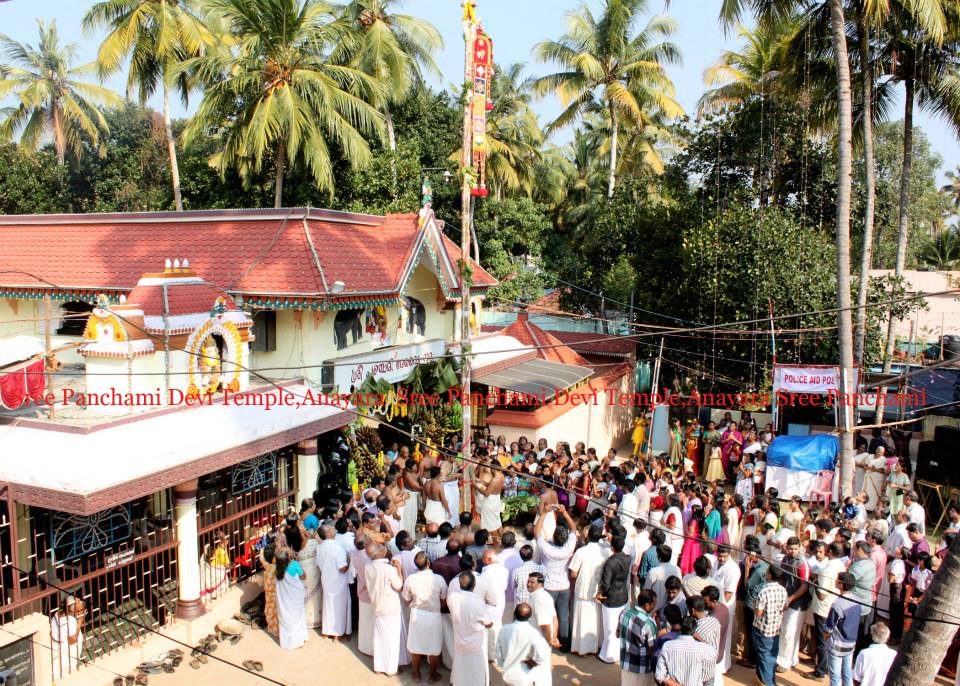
[772,365,859,395]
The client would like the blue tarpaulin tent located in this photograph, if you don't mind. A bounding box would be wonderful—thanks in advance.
[766,435,838,473]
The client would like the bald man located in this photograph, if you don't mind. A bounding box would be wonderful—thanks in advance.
[403,551,447,682]
[478,548,510,659]
[496,604,552,686]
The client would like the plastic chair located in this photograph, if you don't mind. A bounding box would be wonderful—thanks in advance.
[808,470,834,507]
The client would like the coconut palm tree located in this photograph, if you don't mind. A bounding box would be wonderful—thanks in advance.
[533,0,683,198]
[719,0,857,495]
[917,226,960,269]
[337,0,442,152]
[943,166,960,210]
[698,21,795,115]
[878,0,960,375]
[0,20,121,165]
[182,0,385,208]
[84,0,214,211]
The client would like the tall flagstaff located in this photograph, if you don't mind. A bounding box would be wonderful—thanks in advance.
[459,0,492,460]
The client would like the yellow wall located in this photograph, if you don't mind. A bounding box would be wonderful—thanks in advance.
[250,257,466,384]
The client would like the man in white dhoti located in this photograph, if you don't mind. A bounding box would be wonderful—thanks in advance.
[448,572,494,686]
[568,525,610,655]
[316,525,352,639]
[423,466,453,525]
[863,448,888,511]
[478,549,509,657]
[598,536,631,664]
[496,604,553,686]
[402,551,447,683]
[364,544,405,676]
[351,539,374,656]
[476,458,505,537]
[712,546,740,674]
[403,458,424,532]
[441,456,461,526]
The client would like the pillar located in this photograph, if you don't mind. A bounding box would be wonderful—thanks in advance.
[174,479,205,620]
[296,438,319,505]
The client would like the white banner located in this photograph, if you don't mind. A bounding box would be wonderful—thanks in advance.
[325,339,446,393]
[772,365,859,395]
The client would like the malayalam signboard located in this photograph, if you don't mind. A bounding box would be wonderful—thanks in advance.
[324,339,447,393]
[0,633,34,686]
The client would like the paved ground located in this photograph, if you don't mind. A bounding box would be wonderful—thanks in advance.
[137,625,955,686]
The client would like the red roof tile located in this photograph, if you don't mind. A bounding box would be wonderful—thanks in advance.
[0,208,496,299]
[127,281,238,317]
[499,314,591,367]
[439,233,498,288]
[547,330,637,358]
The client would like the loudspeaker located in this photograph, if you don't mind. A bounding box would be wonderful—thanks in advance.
[934,426,960,487]
[915,440,938,482]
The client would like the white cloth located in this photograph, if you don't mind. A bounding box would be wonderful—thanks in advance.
[496,620,552,686]
[425,498,447,525]
[403,491,420,534]
[403,570,447,655]
[50,613,82,676]
[644,563,681,612]
[599,604,624,663]
[776,607,803,669]
[479,562,510,654]
[407,608,443,656]
[316,539,351,636]
[299,539,322,629]
[277,569,307,650]
[449,591,491,686]
[357,600,373,655]
[373,614,402,675]
[537,534,577,591]
[530,588,556,636]
[481,493,503,530]
[619,491,640,529]
[852,643,897,686]
[444,479,461,526]
[442,612,455,669]
[570,598,601,655]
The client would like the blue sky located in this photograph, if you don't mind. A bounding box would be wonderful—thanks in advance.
[1,0,956,181]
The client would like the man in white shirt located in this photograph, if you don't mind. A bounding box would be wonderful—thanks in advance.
[535,505,578,651]
[350,539,374,656]
[527,572,560,648]
[315,525,352,639]
[619,479,640,529]
[478,548,510,656]
[568,525,611,655]
[495,604,552,686]
[886,510,911,556]
[643,544,680,612]
[808,542,846,679]
[402,552,448,683]
[497,532,523,617]
[852,622,897,686]
[904,491,926,536]
[364,545,405,676]
[448,572,495,686]
[712,546,740,674]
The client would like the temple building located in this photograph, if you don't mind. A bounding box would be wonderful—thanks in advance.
[0,207,494,685]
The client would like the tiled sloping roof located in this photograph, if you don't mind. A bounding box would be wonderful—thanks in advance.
[439,233,498,288]
[499,316,591,367]
[547,330,637,358]
[0,208,496,299]
[127,282,237,317]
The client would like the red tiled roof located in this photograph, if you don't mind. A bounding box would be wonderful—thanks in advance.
[439,233,498,289]
[127,281,238,316]
[0,208,496,299]
[547,330,637,358]
[499,314,591,367]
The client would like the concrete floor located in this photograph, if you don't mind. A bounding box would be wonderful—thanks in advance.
[129,625,955,686]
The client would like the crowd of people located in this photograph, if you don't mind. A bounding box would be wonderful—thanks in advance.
[251,416,954,686]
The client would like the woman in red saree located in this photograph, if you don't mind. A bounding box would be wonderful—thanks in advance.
[720,421,743,479]
[679,512,704,575]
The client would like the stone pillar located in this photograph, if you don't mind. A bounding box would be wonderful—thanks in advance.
[296,438,319,505]
[174,479,205,620]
